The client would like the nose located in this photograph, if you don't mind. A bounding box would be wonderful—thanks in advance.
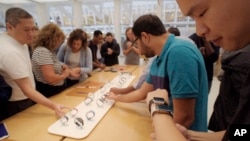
[195,19,209,37]
[28,29,34,38]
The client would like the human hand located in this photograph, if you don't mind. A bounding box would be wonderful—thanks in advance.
[199,47,206,55]
[70,68,81,78]
[62,64,69,70]
[109,87,122,94]
[62,65,70,78]
[107,48,113,55]
[99,63,106,69]
[176,123,190,140]
[127,41,133,48]
[53,103,67,117]
[105,91,119,101]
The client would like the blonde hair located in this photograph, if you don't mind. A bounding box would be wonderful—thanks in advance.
[33,23,65,51]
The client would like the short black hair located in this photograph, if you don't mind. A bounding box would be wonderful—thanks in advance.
[106,32,113,37]
[132,14,166,38]
[93,30,102,37]
[168,27,180,36]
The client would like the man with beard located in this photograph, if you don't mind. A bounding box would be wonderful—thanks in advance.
[100,32,120,66]
[107,14,208,132]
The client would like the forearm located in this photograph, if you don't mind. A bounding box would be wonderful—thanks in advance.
[27,88,57,110]
[15,78,56,110]
[123,48,131,55]
[93,61,100,67]
[188,130,225,141]
[117,86,136,94]
[48,72,68,85]
[115,89,146,102]
[132,47,140,55]
[153,113,187,141]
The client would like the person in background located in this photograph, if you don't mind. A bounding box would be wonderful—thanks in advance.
[168,27,180,36]
[107,14,208,132]
[32,23,70,97]
[57,29,92,87]
[88,30,106,70]
[189,33,219,92]
[101,32,120,66]
[0,7,66,119]
[122,27,140,65]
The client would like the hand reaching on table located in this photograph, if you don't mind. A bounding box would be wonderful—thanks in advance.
[105,91,120,101]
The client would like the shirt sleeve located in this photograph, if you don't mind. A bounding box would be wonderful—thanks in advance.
[2,51,30,80]
[167,45,200,98]
[32,47,54,65]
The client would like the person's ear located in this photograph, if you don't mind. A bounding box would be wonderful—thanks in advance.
[6,22,13,31]
[141,32,150,44]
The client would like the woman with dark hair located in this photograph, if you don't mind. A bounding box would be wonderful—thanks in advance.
[32,23,70,97]
[122,27,140,65]
[57,29,93,87]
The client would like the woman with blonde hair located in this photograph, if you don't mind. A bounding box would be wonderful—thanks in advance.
[57,29,93,87]
[32,23,70,97]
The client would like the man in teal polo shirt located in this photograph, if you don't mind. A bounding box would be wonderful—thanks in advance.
[107,14,208,132]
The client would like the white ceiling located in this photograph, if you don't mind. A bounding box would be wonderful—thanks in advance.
[0,0,70,4]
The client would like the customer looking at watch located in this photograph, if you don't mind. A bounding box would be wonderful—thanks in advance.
[0,7,66,119]
[107,14,208,132]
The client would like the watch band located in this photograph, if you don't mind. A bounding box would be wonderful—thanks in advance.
[151,104,173,117]
[148,97,167,112]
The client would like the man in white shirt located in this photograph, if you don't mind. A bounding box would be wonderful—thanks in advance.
[0,7,66,119]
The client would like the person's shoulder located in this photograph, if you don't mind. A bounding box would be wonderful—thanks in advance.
[176,36,195,45]
[33,46,50,54]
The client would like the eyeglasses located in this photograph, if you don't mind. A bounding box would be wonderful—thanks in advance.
[132,37,138,47]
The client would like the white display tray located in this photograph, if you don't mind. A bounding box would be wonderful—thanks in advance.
[48,73,135,139]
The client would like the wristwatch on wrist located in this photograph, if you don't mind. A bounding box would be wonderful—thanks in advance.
[148,97,167,112]
[151,103,173,117]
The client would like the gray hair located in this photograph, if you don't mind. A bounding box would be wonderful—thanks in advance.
[5,7,33,27]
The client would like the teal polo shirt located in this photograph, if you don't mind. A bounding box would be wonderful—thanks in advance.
[146,34,208,131]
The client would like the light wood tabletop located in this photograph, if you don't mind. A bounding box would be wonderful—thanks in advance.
[3,65,153,141]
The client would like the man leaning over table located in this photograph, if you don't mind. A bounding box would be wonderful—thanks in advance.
[0,7,67,119]
[107,14,208,132]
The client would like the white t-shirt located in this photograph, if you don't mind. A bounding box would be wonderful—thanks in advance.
[68,51,80,80]
[0,33,35,101]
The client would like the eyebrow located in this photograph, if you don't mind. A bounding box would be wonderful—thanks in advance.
[185,6,196,16]
[186,2,200,16]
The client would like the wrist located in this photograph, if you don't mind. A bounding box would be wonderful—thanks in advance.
[151,104,173,117]
[148,97,167,112]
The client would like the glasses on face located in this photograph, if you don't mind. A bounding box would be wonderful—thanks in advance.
[132,37,138,47]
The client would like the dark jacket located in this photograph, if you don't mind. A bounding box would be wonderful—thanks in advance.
[207,44,250,141]
[101,40,120,66]
[189,33,219,81]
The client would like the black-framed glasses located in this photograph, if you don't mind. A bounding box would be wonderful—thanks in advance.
[132,37,138,47]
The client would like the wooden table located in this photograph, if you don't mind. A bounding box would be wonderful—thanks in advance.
[3,65,153,141]
[64,102,153,141]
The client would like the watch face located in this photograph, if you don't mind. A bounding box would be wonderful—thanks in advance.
[157,104,171,110]
[153,97,165,104]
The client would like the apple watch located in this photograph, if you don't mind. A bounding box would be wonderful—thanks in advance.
[151,104,173,117]
[148,97,167,112]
